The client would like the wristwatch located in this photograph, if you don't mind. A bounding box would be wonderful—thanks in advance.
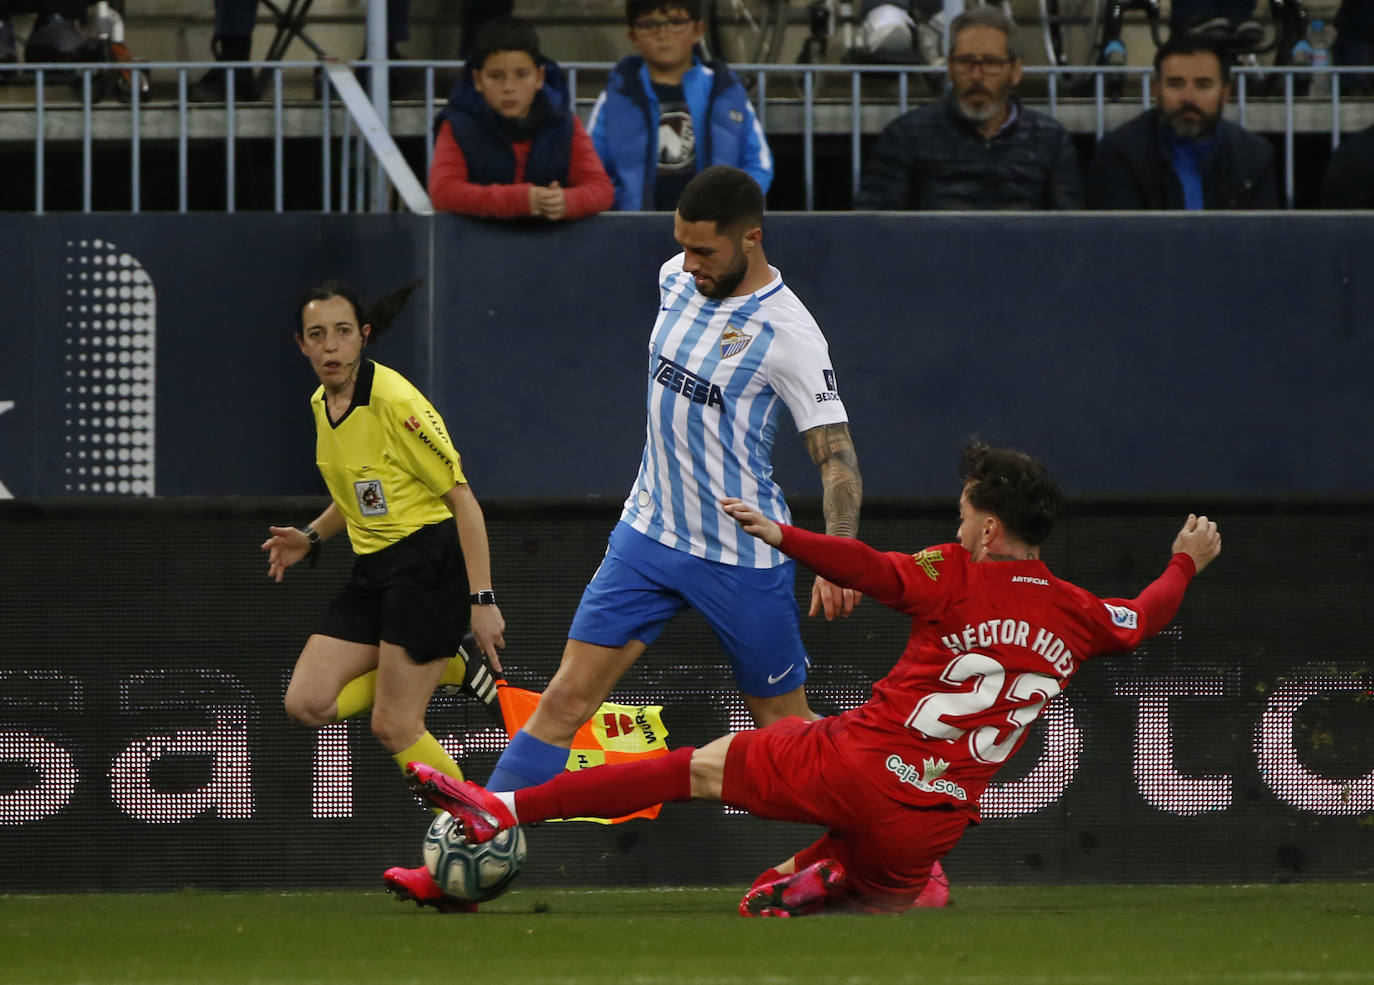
[469,590,497,606]
[299,525,322,567]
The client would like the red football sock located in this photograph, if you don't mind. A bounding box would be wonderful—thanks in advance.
[750,867,784,890]
[790,834,838,873]
[514,746,695,823]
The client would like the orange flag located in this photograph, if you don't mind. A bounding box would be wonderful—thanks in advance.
[495,682,670,823]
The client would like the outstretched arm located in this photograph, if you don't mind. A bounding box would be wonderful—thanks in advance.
[1106,514,1222,648]
[261,501,345,582]
[801,422,864,620]
[721,500,906,604]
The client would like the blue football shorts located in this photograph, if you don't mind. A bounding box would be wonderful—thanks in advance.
[567,522,809,698]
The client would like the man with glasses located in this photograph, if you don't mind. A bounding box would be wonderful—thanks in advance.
[588,1,773,211]
[855,6,1083,210]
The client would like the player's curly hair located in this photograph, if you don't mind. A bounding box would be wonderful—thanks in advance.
[677,165,763,234]
[294,278,423,344]
[959,439,1061,546]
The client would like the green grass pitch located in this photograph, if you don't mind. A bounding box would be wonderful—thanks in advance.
[3,884,1371,985]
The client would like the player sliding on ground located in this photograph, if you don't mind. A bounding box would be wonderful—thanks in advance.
[407,440,1222,915]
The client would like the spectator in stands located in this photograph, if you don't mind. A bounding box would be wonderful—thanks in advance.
[1168,0,1263,52]
[1334,0,1374,96]
[190,0,413,102]
[587,0,773,211]
[1087,35,1277,210]
[1320,122,1374,208]
[428,17,613,220]
[854,6,1083,211]
[1,0,126,66]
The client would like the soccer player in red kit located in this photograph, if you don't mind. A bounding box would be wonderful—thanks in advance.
[407,440,1222,916]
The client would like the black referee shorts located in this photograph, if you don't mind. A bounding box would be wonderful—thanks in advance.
[317,521,470,664]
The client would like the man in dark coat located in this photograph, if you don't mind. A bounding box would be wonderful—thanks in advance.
[854,5,1083,211]
[1321,122,1374,209]
[1087,35,1277,210]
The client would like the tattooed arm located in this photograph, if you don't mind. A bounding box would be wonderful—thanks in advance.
[801,422,863,619]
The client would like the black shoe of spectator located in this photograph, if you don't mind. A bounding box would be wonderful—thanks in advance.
[25,13,85,65]
[190,34,261,103]
[190,66,262,102]
[354,47,426,100]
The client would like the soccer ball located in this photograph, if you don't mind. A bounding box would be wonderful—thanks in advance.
[422,811,527,903]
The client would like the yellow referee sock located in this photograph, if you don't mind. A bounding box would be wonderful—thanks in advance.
[333,671,377,722]
[334,649,466,722]
[437,650,468,688]
[393,732,464,814]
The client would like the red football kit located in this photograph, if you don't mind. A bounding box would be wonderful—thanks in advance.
[721,524,1198,910]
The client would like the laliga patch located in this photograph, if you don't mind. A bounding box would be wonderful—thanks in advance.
[1104,603,1138,629]
[355,478,389,516]
[720,325,753,359]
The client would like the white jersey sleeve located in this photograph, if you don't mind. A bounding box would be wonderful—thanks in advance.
[762,304,849,434]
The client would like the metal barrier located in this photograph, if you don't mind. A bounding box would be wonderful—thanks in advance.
[0,58,1370,212]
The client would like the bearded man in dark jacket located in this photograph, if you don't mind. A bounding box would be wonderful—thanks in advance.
[1087,36,1277,210]
[854,6,1083,211]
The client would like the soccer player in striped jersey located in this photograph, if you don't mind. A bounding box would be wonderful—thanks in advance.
[485,165,864,795]
[260,278,505,912]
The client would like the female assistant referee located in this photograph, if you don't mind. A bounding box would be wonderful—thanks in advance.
[261,278,505,828]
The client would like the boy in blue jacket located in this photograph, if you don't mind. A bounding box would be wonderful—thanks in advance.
[588,0,773,211]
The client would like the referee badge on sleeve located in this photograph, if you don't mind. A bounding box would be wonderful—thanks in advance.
[355,479,389,516]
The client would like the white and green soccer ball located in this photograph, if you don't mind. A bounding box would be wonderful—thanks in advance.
[422,811,527,903]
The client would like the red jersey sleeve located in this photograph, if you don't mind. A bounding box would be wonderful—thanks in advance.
[1089,553,1197,653]
[775,526,962,617]
[558,117,614,219]
[428,121,534,218]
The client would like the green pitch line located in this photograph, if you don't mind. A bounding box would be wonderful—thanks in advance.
[1,884,1371,985]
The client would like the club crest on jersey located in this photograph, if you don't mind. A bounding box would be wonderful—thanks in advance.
[1104,603,1138,629]
[911,549,944,581]
[720,325,753,359]
[355,479,388,516]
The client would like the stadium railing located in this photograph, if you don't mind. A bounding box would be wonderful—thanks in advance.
[0,58,1369,213]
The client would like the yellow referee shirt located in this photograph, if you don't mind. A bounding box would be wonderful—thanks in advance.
[311,360,467,554]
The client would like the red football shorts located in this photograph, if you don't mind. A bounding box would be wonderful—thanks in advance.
[722,716,971,913]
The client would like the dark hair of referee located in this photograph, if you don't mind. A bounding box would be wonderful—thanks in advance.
[295,277,422,347]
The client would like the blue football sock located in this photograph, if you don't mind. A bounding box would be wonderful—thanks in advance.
[486,729,569,791]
